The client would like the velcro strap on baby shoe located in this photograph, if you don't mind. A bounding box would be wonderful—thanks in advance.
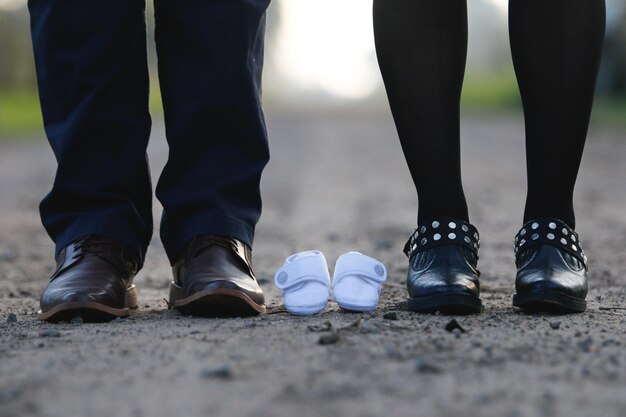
[333,252,387,286]
[274,250,330,291]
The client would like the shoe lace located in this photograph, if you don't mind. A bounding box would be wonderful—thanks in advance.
[50,235,134,282]
[73,235,137,276]
[187,235,253,277]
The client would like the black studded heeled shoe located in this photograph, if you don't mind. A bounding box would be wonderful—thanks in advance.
[513,219,588,313]
[404,217,482,314]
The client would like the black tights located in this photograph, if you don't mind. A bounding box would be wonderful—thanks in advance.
[374,0,605,228]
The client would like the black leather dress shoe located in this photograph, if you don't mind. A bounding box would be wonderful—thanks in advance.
[169,235,265,317]
[513,219,588,313]
[404,218,482,314]
[38,235,139,323]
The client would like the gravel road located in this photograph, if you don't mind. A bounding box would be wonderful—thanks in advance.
[1,110,625,417]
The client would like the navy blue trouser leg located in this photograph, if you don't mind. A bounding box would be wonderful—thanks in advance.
[30,0,271,265]
[154,0,270,262]
[29,0,153,262]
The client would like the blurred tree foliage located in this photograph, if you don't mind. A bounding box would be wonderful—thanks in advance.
[0,5,35,89]
[0,2,624,98]
[0,2,280,86]
[599,6,626,96]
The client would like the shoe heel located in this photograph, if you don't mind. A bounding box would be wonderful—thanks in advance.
[168,281,184,307]
[125,284,139,309]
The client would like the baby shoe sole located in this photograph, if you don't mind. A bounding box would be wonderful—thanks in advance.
[335,300,377,312]
[285,301,328,316]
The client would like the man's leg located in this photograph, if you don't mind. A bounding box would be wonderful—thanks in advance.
[30,0,153,258]
[29,0,153,321]
[154,0,270,262]
[154,0,271,316]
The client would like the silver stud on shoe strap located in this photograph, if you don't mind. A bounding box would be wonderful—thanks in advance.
[404,218,480,259]
[514,219,587,267]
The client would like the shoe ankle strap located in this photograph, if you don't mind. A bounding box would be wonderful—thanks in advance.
[404,217,480,259]
[514,219,587,267]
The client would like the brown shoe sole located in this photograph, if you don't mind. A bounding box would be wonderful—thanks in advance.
[169,282,266,317]
[38,285,138,323]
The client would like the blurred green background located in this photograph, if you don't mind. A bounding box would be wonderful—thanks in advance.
[1,0,625,139]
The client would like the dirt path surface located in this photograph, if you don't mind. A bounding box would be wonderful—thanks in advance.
[1,110,625,417]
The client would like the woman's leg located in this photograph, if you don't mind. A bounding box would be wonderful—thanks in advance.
[510,0,606,228]
[373,0,469,225]
[510,0,605,313]
[374,1,481,314]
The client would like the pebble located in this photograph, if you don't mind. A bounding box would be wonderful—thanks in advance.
[375,239,393,250]
[578,337,595,353]
[70,316,84,324]
[327,233,340,242]
[40,329,61,338]
[484,345,493,357]
[199,365,233,380]
[549,321,561,330]
[0,249,17,262]
[445,319,466,333]
[6,313,17,323]
[385,347,404,361]
[360,321,380,334]
[414,358,441,374]
[383,311,399,320]
[0,387,22,402]
[318,332,341,345]
[434,338,450,350]
[308,321,332,332]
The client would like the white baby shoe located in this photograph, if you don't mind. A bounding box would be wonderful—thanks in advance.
[332,252,387,312]
[274,250,331,315]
